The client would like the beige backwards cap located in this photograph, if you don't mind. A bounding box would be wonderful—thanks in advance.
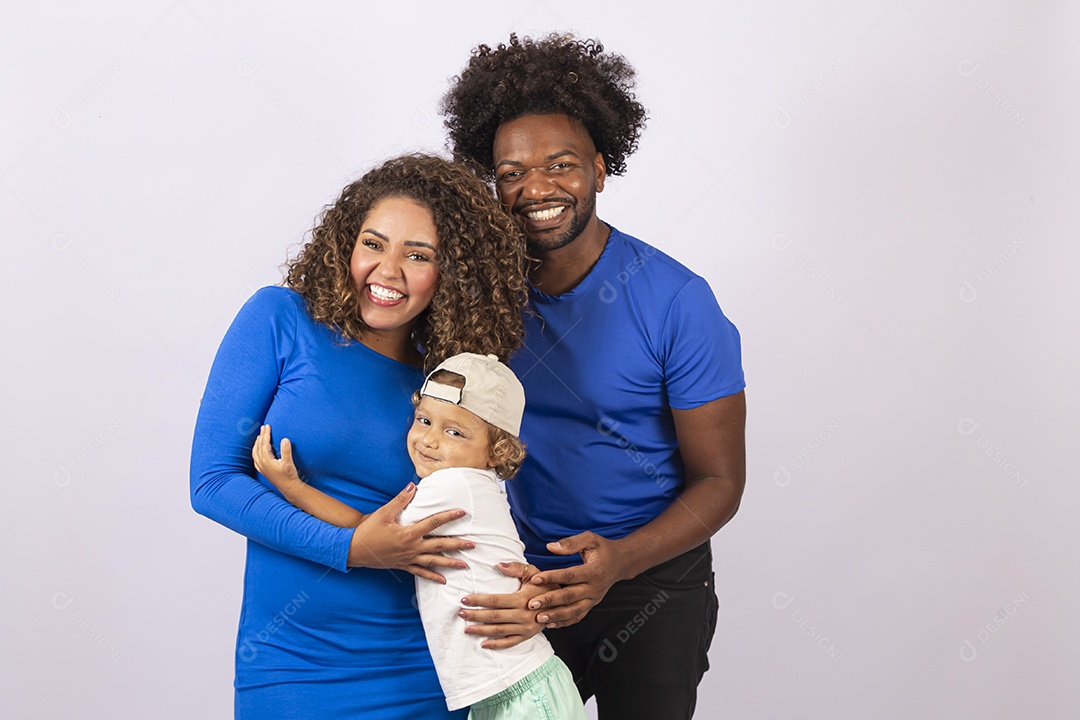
[420,353,525,436]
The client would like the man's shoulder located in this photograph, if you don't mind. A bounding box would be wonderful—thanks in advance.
[605,226,714,306]
[609,226,705,285]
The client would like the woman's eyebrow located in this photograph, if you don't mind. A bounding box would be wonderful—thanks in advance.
[361,228,435,251]
[360,227,389,241]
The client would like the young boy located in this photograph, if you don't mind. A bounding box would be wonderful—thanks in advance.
[252,352,585,719]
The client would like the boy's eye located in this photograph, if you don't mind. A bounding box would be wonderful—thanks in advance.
[415,417,430,426]
[447,429,464,438]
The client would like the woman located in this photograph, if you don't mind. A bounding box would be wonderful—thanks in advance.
[190,155,530,718]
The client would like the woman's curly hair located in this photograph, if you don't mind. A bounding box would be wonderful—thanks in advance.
[441,33,648,180]
[285,154,528,369]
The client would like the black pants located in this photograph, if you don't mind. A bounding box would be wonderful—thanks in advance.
[545,542,719,720]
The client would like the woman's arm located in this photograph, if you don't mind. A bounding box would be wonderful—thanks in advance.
[190,289,355,570]
[252,424,365,528]
[190,288,475,579]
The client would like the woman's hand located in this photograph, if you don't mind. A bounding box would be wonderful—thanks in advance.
[348,483,475,583]
[457,562,559,649]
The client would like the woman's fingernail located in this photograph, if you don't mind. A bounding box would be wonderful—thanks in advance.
[537,614,549,623]
[405,482,415,492]
[529,601,541,610]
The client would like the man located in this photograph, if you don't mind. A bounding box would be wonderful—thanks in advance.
[441,34,746,719]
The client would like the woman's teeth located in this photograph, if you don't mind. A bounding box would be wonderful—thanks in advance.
[369,285,404,300]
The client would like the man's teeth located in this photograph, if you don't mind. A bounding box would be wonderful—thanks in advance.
[369,284,404,300]
[526,206,566,221]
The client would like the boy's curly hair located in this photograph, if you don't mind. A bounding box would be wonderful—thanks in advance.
[284,154,528,369]
[441,33,647,180]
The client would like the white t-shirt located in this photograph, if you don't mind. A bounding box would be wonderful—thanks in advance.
[398,467,554,710]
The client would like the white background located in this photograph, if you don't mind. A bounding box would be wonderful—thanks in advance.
[3,1,1078,718]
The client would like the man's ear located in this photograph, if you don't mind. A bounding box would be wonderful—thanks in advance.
[594,152,606,193]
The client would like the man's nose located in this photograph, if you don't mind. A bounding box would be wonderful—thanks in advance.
[520,169,555,200]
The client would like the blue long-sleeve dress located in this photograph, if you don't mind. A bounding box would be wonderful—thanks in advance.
[190,286,465,719]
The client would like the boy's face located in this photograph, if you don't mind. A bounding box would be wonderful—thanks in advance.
[407,396,496,479]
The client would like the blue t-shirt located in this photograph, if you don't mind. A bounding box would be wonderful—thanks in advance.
[190,287,464,719]
[507,226,744,569]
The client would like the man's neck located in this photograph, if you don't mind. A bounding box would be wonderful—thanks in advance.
[529,218,611,296]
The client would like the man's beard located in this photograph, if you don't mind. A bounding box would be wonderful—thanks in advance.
[522,189,596,254]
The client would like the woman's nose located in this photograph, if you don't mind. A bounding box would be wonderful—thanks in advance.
[376,255,403,279]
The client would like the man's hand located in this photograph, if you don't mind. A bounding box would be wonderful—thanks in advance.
[458,562,558,649]
[525,531,631,629]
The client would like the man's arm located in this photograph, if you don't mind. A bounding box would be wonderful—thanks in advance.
[523,390,746,627]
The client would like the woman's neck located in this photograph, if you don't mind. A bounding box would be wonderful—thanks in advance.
[359,329,423,366]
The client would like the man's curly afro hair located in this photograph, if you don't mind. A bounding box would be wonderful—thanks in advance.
[441,33,647,180]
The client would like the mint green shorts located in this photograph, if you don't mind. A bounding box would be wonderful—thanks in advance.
[468,655,586,720]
